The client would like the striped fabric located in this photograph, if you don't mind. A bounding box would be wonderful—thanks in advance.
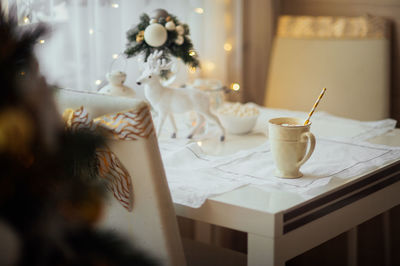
[277,15,389,39]
[64,105,155,212]
[95,105,154,140]
[97,149,133,211]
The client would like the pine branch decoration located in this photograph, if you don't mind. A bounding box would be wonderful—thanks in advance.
[124,11,200,71]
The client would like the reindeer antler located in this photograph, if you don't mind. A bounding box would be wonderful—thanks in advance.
[157,58,172,71]
[145,51,172,74]
[146,50,163,65]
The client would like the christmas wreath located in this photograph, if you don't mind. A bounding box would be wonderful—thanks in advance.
[124,9,200,76]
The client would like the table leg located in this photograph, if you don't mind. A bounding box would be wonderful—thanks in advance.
[248,233,285,266]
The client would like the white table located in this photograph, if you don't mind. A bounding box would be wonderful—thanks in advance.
[173,126,400,266]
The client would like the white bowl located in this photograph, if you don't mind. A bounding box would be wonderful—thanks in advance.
[217,112,259,134]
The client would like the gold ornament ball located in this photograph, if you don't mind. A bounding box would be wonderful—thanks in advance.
[136,35,144,43]
[144,23,168,47]
[0,108,33,156]
[136,30,144,43]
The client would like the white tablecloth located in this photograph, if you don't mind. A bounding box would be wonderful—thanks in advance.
[158,107,399,208]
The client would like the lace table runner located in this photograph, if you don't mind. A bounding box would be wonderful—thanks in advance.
[158,107,398,208]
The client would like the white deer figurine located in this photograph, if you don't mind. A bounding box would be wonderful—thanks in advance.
[136,51,225,141]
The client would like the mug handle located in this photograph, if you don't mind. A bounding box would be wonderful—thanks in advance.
[297,132,316,167]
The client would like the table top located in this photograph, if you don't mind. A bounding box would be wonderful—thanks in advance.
[173,120,400,237]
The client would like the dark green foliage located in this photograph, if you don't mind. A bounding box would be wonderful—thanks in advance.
[170,35,197,65]
[61,129,104,181]
[0,6,48,106]
[138,13,151,30]
[0,5,157,265]
[19,228,159,266]
[124,11,200,74]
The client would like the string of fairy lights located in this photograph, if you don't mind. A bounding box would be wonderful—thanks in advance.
[21,1,241,92]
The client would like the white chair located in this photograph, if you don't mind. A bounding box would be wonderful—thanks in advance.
[56,89,186,266]
[264,15,390,121]
[55,89,246,266]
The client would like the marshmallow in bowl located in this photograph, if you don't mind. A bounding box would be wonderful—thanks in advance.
[216,102,259,134]
[217,102,259,117]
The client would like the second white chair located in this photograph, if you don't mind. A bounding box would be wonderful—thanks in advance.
[264,15,390,121]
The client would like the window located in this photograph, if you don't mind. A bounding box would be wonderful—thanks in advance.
[9,0,242,99]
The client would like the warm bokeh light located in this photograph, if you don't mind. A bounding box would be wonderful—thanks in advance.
[197,141,202,147]
[23,16,30,24]
[224,43,232,51]
[231,82,240,91]
[111,3,119,8]
[203,61,215,71]
[189,50,196,57]
[39,39,45,44]
[189,67,196,74]
[112,54,119,59]
[194,8,204,14]
[89,29,94,35]
[95,80,102,85]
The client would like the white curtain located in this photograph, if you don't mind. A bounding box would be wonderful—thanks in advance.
[11,0,242,99]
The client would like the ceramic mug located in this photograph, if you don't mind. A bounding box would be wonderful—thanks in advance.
[268,117,316,178]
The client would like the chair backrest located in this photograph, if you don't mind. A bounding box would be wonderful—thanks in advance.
[55,89,186,266]
[264,15,390,121]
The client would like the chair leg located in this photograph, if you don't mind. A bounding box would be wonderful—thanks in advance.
[194,221,213,244]
[382,211,391,266]
[347,227,358,266]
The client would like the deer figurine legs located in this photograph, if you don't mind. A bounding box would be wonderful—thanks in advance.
[200,111,225,142]
[169,114,178,138]
[156,113,178,138]
[156,111,225,141]
[156,113,168,137]
[187,111,225,141]
[188,113,206,139]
